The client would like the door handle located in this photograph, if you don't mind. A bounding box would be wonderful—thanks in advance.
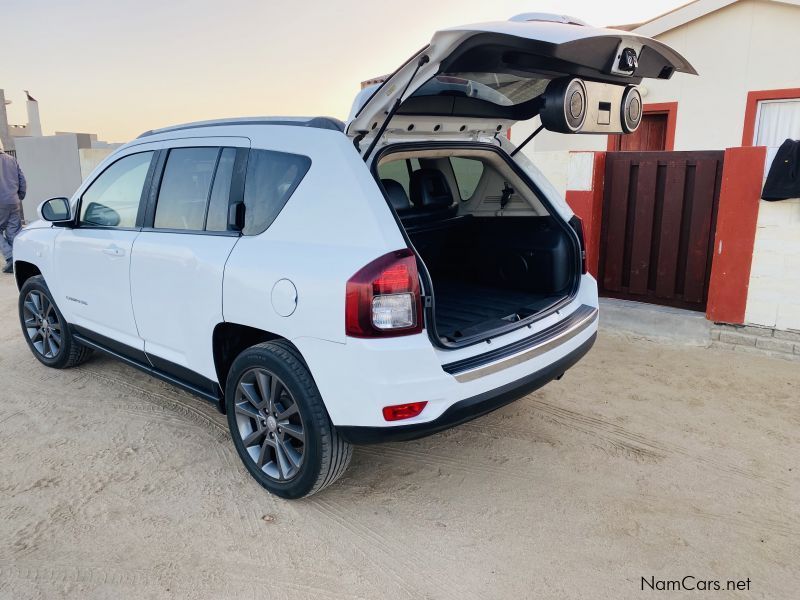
[102,245,125,257]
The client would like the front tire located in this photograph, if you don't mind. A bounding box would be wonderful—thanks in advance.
[225,341,352,499]
[18,275,93,369]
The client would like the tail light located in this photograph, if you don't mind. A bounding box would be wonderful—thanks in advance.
[569,215,588,275]
[346,249,423,338]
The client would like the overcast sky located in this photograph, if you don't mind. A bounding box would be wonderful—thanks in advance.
[3,0,686,141]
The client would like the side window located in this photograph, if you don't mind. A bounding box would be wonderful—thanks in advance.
[377,158,420,198]
[80,151,153,228]
[378,159,411,197]
[154,147,219,231]
[449,157,484,201]
[242,149,311,236]
[205,148,236,232]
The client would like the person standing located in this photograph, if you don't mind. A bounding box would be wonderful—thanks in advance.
[0,151,26,273]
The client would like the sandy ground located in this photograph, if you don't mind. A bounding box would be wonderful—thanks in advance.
[0,275,798,600]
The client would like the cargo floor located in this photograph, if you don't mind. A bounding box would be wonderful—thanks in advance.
[432,280,563,342]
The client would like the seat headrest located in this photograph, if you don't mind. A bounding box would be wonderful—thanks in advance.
[380,178,411,211]
[410,169,454,209]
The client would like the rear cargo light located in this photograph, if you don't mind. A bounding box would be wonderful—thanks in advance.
[569,215,588,274]
[345,249,423,337]
[382,401,427,421]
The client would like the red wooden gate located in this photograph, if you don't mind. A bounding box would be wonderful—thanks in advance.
[599,151,724,311]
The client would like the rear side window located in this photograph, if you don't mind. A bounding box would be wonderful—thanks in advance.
[242,149,310,236]
[449,157,484,201]
[378,160,411,197]
[377,158,421,198]
[155,148,219,230]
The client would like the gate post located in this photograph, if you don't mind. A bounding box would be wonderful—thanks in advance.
[706,146,767,324]
[565,151,606,278]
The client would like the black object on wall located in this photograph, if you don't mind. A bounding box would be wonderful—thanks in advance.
[762,139,800,201]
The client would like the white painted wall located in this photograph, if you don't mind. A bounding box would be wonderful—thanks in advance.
[745,200,800,330]
[79,147,115,180]
[25,100,42,137]
[14,134,84,219]
[523,151,595,199]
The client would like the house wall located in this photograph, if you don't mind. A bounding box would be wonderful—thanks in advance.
[14,134,84,218]
[79,147,115,180]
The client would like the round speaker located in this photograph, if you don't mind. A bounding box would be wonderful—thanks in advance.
[541,78,587,133]
[621,86,643,133]
[562,79,587,132]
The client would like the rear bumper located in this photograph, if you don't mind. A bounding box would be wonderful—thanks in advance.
[337,331,596,444]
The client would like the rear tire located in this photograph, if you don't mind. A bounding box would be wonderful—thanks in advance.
[225,341,352,499]
[18,275,93,369]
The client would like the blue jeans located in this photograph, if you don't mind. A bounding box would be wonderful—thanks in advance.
[0,203,22,262]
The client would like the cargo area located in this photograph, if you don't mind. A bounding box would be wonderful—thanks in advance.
[377,148,579,345]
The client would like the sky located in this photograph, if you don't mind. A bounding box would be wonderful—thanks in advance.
[2,0,687,142]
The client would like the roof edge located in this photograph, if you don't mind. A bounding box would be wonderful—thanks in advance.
[628,0,800,38]
[137,116,345,139]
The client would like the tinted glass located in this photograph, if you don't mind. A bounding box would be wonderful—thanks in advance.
[378,160,410,197]
[206,148,236,231]
[154,148,218,230]
[412,73,550,107]
[80,151,153,228]
[377,158,421,199]
[449,157,484,200]
[243,149,310,236]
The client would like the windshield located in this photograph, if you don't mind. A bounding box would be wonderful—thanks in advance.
[411,72,551,107]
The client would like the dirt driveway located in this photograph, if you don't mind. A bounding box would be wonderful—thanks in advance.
[0,275,798,600]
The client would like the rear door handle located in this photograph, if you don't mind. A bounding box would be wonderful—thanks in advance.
[102,245,125,257]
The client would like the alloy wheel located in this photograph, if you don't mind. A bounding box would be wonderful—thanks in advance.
[22,290,62,359]
[233,368,305,481]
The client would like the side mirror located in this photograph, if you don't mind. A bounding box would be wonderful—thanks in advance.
[228,201,246,232]
[38,197,72,223]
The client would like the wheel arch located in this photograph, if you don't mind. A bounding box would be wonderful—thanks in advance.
[14,261,42,291]
[212,322,307,409]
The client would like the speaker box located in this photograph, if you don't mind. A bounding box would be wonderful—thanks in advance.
[539,77,642,135]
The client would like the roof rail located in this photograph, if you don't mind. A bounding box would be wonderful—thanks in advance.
[137,116,345,139]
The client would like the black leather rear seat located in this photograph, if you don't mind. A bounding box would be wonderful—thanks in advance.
[380,170,459,229]
[380,178,412,212]
[406,169,458,227]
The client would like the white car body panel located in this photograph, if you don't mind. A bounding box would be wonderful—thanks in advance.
[296,276,597,428]
[130,232,238,380]
[222,126,407,346]
[53,228,143,350]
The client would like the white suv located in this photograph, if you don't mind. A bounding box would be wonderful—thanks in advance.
[12,15,693,498]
